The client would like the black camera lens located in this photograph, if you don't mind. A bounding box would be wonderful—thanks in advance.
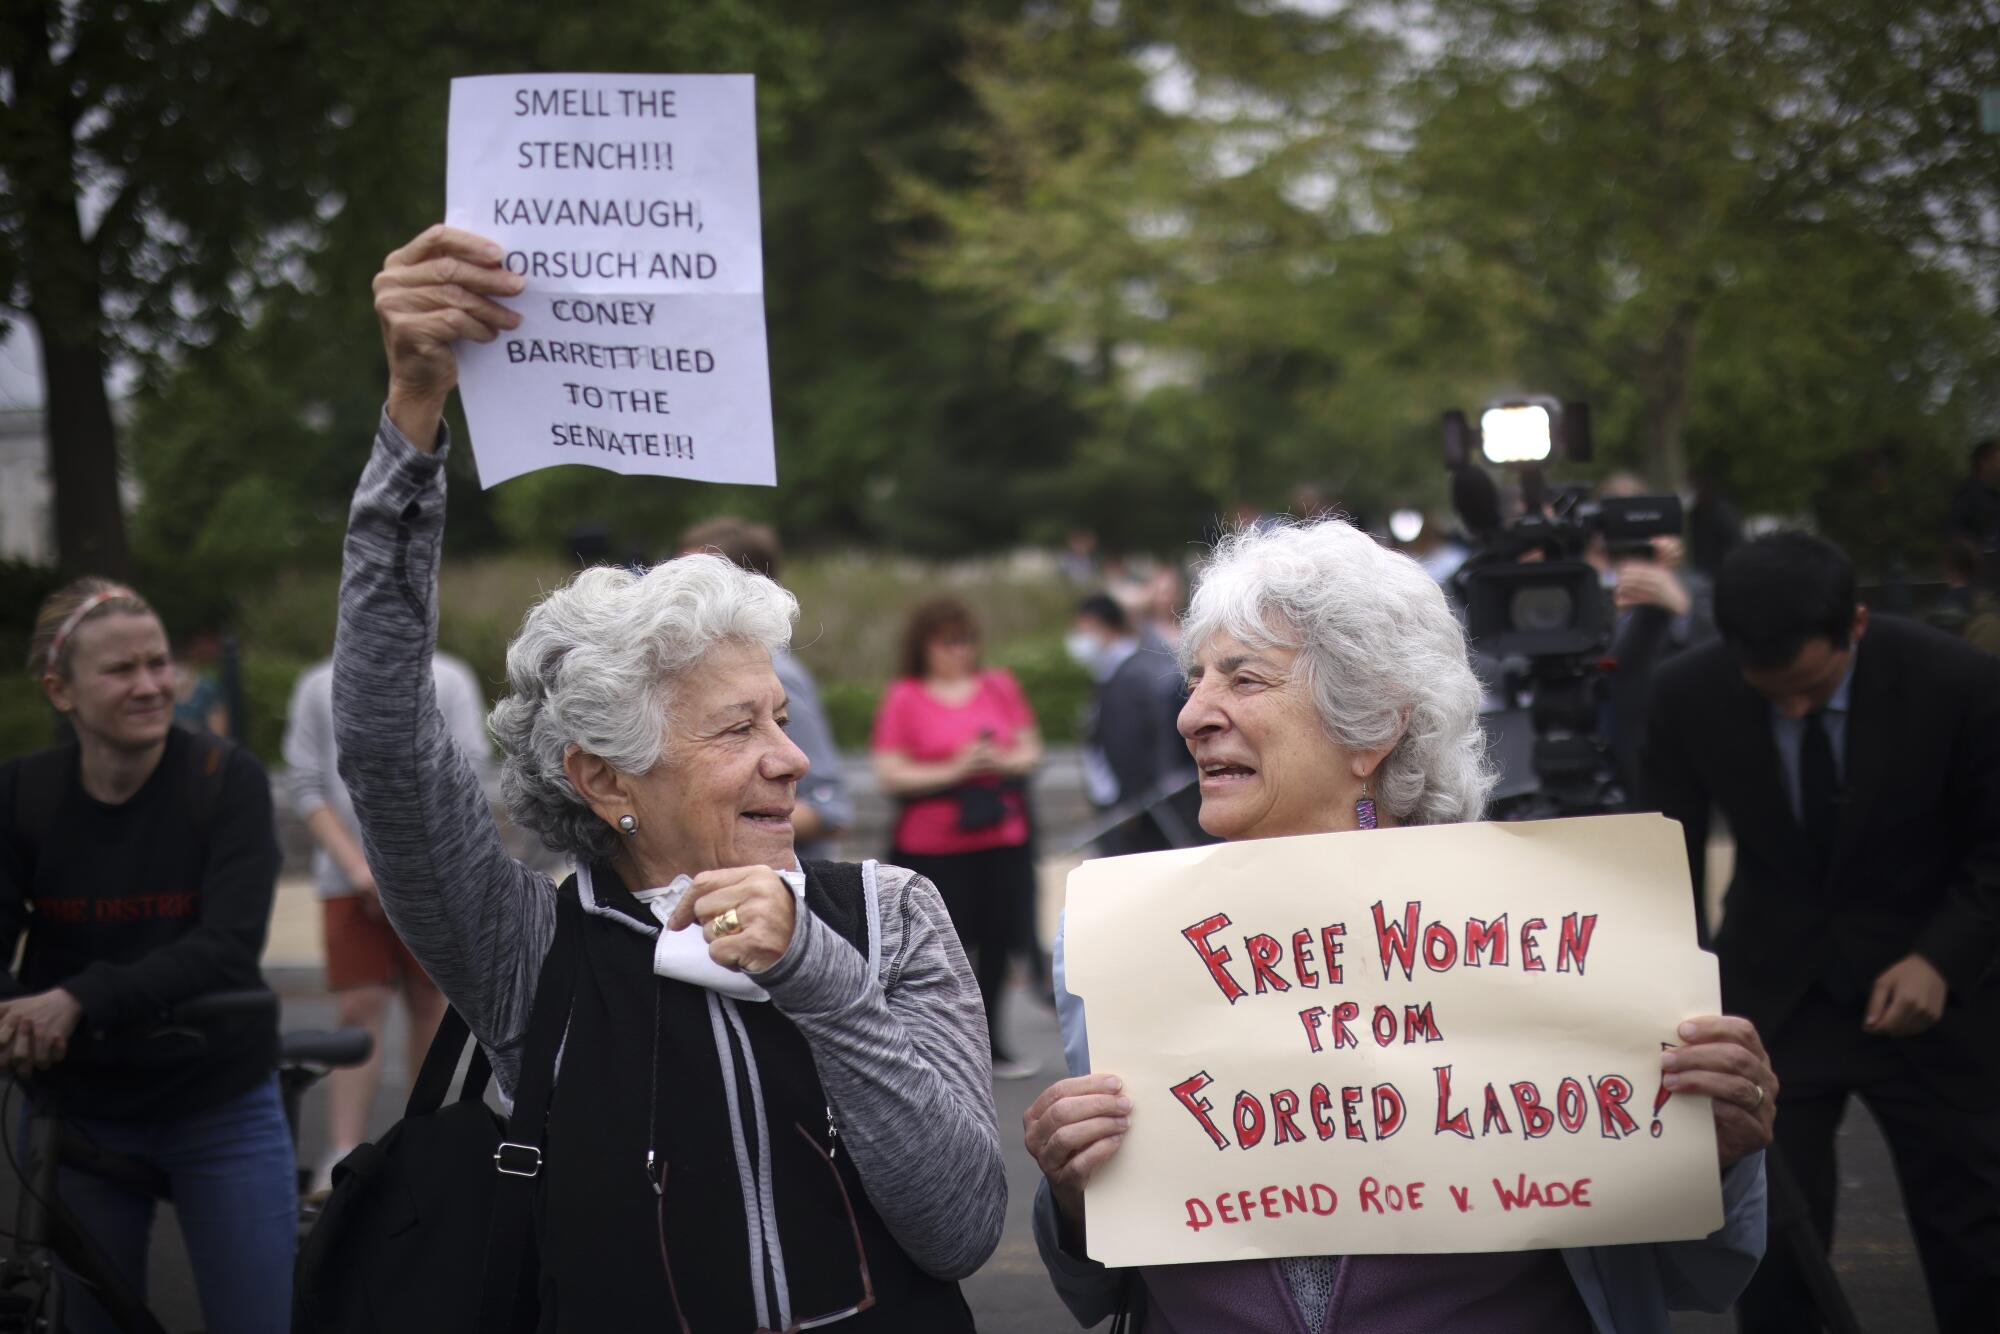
[1509,585,1575,633]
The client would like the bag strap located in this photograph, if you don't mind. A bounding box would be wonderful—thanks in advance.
[181,729,233,844]
[403,1005,491,1117]
[475,883,585,1331]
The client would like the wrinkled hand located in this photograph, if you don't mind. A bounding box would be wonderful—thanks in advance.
[664,866,798,973]
[1614,561,1693,617]
[1661,1015,1776,1170]
[1865,954,1946,1037]
[372,225,524,446]
[0,989,84,1077]
[1024,1074,1131,1235]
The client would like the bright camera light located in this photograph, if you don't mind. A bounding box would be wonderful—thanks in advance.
[1389,509,1424,543]
[1480,404,1554,465]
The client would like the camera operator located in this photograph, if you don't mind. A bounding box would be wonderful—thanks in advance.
[1590,491,1715,801]
[1456,467,1709,814]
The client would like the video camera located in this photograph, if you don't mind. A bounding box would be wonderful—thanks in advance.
[1443,398,1683,817]
[1458,487,1684,659]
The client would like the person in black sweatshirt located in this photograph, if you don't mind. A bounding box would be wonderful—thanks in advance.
[0,577,293,1334]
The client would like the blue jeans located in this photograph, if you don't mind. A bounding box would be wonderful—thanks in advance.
[32,1077,296,1334]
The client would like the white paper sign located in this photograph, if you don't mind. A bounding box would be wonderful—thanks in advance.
[445,74,775,489]
[1065,815,1726,1266]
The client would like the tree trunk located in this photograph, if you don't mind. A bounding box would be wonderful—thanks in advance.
[1640,303,1699,492]
[32,299,130,580]
[11,0,132,579]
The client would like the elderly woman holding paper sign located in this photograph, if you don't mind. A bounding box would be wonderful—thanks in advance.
[327,225,1002,1330]
[1026,519,1775,1333]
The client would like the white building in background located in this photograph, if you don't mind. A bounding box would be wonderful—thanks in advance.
[0,321,135,567]
[0,407,53,563]
[0,324,53,564]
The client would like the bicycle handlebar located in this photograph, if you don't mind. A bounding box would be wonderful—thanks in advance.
[159,989,280,1026]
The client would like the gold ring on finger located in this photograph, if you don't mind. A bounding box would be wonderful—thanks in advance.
[709,907,744,939]
[1750,1084,1765,1111]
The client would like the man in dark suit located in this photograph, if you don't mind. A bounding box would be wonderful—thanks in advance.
[1068,594,1194,855]
[1644,532,2000,1332]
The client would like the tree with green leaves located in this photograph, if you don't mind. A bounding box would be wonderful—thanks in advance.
[120,0,1093,604]
[0,0,373,576]
[1395,0,2000,489]
[909,0,2000,552]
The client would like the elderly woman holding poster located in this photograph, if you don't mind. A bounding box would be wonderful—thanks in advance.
[1026,520,1774,1333]
[332,226,1002,1329]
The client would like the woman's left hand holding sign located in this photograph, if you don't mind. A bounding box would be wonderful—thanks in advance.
[373,224,525,449]
[1661,1015,1778,1169]
[667,866,799,973]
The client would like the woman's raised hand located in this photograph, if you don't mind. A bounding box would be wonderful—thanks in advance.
[372,225,524,449]
[1024,1074,1132,1239]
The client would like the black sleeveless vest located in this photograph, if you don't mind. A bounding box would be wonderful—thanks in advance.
[533,860,977,1333]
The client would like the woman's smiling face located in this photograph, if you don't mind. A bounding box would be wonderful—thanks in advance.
[1177,631,1359,842]
[623,639,810,875]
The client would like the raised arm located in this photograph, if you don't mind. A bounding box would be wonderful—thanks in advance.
[755,864,1007,1280]
[333,225,551,1093]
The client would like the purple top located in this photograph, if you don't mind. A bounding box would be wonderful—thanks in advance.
[1139,1251,1595,1333]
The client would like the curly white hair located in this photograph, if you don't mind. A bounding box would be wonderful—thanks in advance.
[1180,519,1494,825]
[487,553,797,860]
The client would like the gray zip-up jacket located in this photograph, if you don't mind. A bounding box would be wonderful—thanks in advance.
[331,411,1006,1280]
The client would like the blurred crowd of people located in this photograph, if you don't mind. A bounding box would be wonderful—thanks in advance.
[2,382,1996,1328]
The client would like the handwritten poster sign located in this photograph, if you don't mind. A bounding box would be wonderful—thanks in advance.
[445,73,774,489]
[1064,814,1724,1265]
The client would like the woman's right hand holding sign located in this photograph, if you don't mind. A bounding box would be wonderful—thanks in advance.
[373,224,524,449]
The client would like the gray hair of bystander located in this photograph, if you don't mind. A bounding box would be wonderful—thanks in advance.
[488,553,797,860]
[1180,519,1495,826]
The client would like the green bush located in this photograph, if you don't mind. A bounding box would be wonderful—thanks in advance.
[785,552,1081,686]
[0,559,65,654]
[222,550,1089,759]
[0,679,61,760]
[815,638,1091,753]
[818,679,883,753]
[237,655,310,765]
[990,638,1091,745]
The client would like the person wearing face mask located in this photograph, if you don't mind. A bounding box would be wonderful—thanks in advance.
[1067,594,1193,856]
[338,225,1003,1330]
[0,579,294,1333]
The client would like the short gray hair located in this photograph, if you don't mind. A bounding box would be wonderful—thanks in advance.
[1180,519,1494,825]
[488,554,797,860]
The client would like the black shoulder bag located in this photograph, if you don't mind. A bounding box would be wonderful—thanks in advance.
[293,888,582,1334]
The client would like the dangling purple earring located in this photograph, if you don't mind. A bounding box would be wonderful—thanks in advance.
[1355,779,1377,831]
